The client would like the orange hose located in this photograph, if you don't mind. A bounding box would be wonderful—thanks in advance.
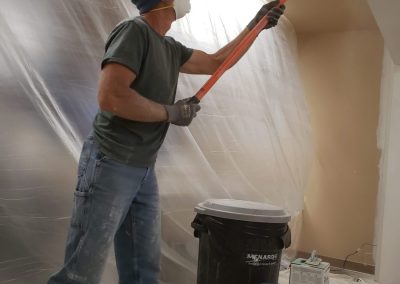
[192,0,287,103]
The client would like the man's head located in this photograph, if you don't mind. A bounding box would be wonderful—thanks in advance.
[131,0,191,20]
[131,0,160,14]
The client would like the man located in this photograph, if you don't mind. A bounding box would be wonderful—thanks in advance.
[47,0,285,283]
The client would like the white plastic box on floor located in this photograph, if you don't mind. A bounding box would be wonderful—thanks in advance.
[289,258,330,284]
[280,269,379,284]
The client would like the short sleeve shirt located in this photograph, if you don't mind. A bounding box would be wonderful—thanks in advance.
[93,17,193,166]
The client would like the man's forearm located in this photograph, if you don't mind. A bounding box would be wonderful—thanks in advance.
[99,88,168,122]
[213,28,255,69]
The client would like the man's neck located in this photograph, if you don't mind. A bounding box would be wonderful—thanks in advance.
[142,10,174,36]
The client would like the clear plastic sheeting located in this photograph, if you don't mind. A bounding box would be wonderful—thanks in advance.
[0,0,312,283]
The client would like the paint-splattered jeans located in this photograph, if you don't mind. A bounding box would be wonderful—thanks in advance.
[47,135,161,284]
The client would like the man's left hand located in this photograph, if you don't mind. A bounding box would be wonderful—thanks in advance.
[247,0,286,30]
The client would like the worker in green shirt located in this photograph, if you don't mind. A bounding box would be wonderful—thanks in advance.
[47,0,285,283]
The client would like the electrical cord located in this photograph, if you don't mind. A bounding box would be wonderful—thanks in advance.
[342,250,361,269]
[329,243,376,274]
[342,243,376,270]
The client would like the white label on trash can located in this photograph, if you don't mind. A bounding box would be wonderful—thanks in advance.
[245,253,278,266]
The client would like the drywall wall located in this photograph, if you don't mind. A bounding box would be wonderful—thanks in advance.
[375,49,400,284]
[296,30,383,266]
[286,0,378,34]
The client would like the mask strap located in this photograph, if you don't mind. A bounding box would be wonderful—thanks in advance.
[146,5,173,13]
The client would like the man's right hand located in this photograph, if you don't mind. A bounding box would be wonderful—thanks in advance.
[165,98,201,126]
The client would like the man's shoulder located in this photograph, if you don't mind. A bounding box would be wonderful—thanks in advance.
[112,16,146,33]
[164,36,187,50]
[164,36,176,44]
[105,17,148,46]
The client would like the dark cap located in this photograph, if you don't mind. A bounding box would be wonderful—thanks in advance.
[131,0,162,14]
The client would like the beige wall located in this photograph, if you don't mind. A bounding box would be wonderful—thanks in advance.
[296,30,383,265]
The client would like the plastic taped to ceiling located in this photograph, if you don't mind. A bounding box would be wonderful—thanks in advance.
[0,0,312,283]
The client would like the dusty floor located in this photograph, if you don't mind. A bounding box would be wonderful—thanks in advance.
[279,269,378,284]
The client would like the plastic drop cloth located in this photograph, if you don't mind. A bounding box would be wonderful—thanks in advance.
[0,0,312,283]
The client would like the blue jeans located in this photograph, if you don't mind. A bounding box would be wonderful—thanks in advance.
[48,135,161,284]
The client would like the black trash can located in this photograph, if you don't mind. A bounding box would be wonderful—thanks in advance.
[191,199,291,284]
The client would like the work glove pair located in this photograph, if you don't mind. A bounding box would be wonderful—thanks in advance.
[165,97,201,126]
[247,0,286,30]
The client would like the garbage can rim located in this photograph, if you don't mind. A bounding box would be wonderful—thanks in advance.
[195,199,291,223]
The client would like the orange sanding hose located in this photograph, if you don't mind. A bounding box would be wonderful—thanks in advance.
[189,0,287,104]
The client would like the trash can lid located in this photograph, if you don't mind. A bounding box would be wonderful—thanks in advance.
[195,199,291,223]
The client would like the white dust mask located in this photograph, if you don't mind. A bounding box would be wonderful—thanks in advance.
[173,0,191,20]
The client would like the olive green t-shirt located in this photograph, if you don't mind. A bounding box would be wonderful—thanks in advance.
[93,17,193,166]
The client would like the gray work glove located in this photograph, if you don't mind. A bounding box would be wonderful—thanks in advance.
[247,0,286,30]
[165,98,201,126]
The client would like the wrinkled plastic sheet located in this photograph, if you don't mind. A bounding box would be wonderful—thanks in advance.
[0,0,312,283]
